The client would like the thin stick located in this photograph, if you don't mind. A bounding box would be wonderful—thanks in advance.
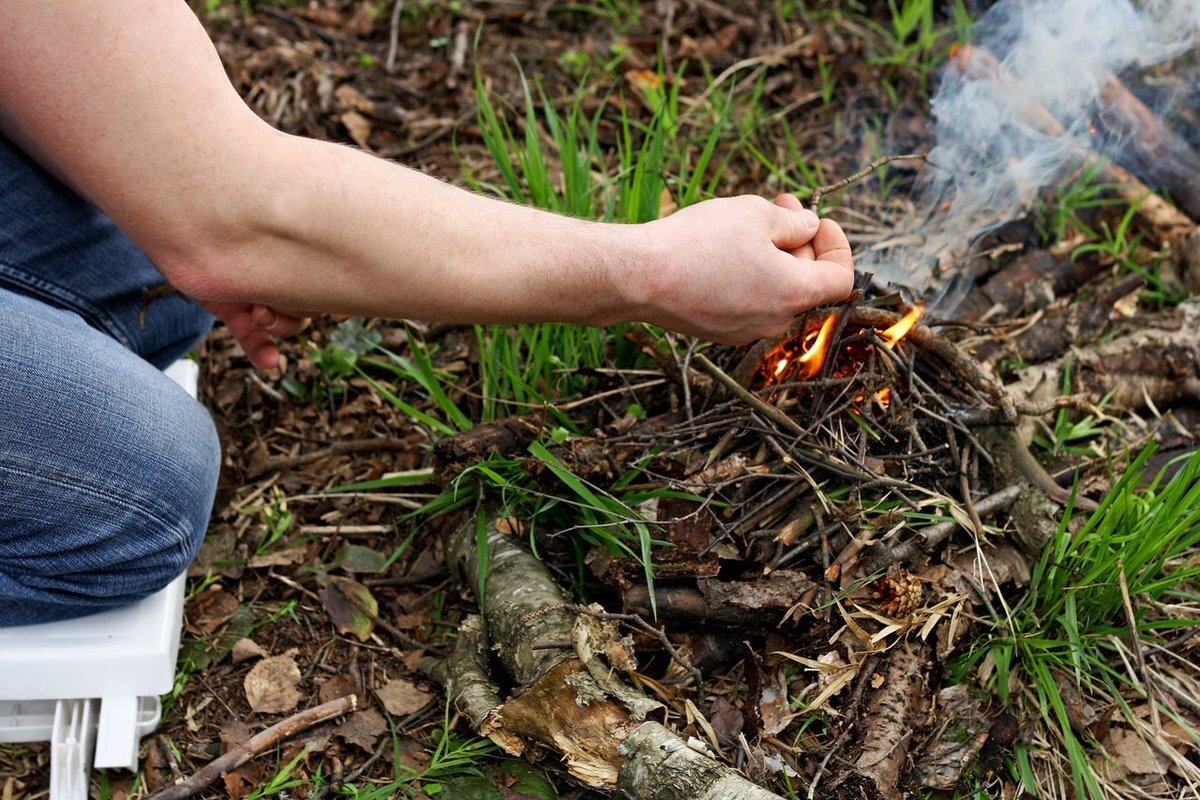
[248,438,413,479]
[1118,561,1161,732]
[148,695,357,800]
[385,0,407,73]
[693,353,806,437]
[809,153,926,207]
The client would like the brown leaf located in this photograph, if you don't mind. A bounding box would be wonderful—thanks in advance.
[320,576,378,642]
[1106,728,1170,776]
[375,678,434,717]
[244,654,302,714]
[231,638,266,664]
[341,110,373,150]
[188,587,239,635]
[318,673,359,705]
[337,708,387,751]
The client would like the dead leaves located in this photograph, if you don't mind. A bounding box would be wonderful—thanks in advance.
[337,708,387,751]
[245,653,303,714]
[318,574,378,641]
[375,678,434,717]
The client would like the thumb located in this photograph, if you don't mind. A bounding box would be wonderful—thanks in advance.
[769,194,820,250]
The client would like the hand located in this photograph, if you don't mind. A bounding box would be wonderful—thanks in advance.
[632,194,854,344]
[199,301,310,369]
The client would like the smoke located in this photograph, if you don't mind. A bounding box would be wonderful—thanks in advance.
[864,0,1200,311]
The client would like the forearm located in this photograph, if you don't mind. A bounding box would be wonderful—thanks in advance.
[206,132,650,325]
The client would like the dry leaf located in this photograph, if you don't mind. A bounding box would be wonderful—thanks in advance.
[375,678,433,717]
[1106,728,1170,776]
[247,547,307,569]
[189,587,239,634]
[338,708,387,751]
[341,111,373,150]
[318,673,359,705]
[244,654,302,714]
[231,638,266,664]
[320,575,378,642]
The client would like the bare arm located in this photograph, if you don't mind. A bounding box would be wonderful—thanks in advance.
[0,1,853,359]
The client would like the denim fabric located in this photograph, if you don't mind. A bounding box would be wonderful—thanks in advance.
[0,133,220,625]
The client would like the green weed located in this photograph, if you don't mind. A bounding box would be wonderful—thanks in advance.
[956,443,1200,799]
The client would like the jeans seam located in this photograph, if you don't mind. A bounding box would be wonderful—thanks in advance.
[0,456,192,564]
[0,258,136,349]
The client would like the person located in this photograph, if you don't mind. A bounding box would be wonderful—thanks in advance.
[0,1,854,625]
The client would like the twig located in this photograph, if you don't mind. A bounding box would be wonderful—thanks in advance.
[148,696,357,800]
[864,485,1023,571]
[257,5,338,45]
[1118,561,1161,731]
[248,438,412,479]
[139,284,180,329]
[386,0,407,73]
[694,353,806,437]
[809,153,926,207]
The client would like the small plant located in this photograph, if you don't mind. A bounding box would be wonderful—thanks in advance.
[957,443,1200,799]
[1031,357,1111,458]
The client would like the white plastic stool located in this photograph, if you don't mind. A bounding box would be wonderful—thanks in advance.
[0,360,201,799]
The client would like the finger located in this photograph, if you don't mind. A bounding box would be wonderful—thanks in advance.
[790,243,816,261]
[778,251,855,310]
[770,194,820,249]
[810,218,854,272]
[250,304,310,338]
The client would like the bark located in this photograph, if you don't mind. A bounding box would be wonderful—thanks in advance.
[432,412,550,483]
[622,570,823,628]
[439,517,785,797]
[970,273,1145,368]
[615,722,781,800]
[1096,71,1200,223]
[1008,298,1200,416]
[956,249,1109,323]
[833,646,930,800]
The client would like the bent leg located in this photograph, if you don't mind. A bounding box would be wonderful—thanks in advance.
[0,289,220,625]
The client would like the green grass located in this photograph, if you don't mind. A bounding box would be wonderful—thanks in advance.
[956,444,1200,799]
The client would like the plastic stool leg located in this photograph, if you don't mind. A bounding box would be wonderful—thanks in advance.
[95,696,139,770]
[50,699,96,800]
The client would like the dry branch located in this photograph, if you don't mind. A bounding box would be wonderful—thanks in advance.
[953,46,1196,243]
[148,696,357,800]
[439,517,785,798]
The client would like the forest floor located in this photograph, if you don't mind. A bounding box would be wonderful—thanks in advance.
[5,2,1200,799]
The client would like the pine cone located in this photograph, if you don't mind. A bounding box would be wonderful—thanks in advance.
[874,566,923,618]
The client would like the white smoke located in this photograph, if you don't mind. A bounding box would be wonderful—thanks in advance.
[864,0,1200,311]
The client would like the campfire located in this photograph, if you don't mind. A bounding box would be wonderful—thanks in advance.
[755,305,925,409]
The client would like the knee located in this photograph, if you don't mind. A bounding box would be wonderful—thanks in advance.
[118,391,222,591]
[0,381,221,623]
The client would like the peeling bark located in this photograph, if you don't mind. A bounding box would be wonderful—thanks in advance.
[615,722,782,800]
[439,517,786,798]
[833,646,930,800]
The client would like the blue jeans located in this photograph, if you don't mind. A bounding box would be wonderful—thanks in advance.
[0,134,220,626]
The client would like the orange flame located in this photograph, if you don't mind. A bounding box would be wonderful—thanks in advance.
[797,314,837,378]
[873,386,892,407]
[879,306,924,349]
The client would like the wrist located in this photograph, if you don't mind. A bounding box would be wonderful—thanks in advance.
[588,220,669,327]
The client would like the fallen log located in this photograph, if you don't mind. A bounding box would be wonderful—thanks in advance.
[952,46,1196,245]
[832,645,931,800]
[1096,70,1200,223]
[437,517,787,798]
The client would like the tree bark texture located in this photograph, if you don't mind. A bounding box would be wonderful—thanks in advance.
[440,517,786,798]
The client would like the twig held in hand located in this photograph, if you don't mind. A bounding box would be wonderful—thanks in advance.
[809,153,926,207]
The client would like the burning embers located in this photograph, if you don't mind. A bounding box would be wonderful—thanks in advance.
[756,306,924,408]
